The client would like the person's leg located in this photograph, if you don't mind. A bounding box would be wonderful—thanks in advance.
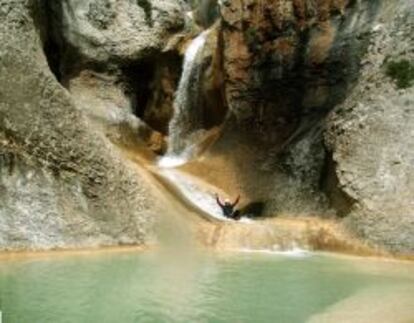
[232,210,241,220]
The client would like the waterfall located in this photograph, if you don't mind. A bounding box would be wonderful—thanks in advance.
[158,30,210,168]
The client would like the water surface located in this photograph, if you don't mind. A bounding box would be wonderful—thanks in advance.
[0,250,413,323]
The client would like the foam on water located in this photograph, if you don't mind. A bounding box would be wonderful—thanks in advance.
[157,155,188,168]
[237,247,311,257]
[238,217,254,224]
[157,141,199,169]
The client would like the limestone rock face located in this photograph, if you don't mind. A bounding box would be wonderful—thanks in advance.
[325,4,414,253]
[1,0,413,256]
[50,0,186,64]
[328,93,414,253]
[220,0,380,129]
[0,0,163,250]
[209,0,382,220]
[214,0,414,253]
[45,0,187,153]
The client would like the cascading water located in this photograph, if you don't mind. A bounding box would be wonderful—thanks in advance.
[158,30,210,168]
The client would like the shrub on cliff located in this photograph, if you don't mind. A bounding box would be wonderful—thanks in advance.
[386,59,414,89]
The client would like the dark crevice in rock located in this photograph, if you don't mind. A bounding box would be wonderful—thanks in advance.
[143,52,183,134]
[137,0,153,27]
[346,0,358,9]
[42,0,88,85]
[42,1,124,84]
[121,59,156,120]
[43,36,62,82]
[321,151,356,217]
[199,56,227,130]
[196,0,220,28]
[39,1,63,83]
[0,151,17,176]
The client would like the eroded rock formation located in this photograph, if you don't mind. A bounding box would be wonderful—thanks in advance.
[325,7,414,252]
[0,0,413,255]
[46,0,188,152]
[0,0,188,250]
[211,0,414,253]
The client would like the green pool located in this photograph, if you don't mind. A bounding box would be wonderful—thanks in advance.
[0,250,413,323]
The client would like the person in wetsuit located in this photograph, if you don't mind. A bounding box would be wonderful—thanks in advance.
[215,193,241,220]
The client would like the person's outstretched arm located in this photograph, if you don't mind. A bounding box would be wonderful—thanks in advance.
[232,195,240,207]
[215,194,224,207]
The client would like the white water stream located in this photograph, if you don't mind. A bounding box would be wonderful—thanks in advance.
[159,30,211,167]
[156,30,255,223]
[158,168,253,223]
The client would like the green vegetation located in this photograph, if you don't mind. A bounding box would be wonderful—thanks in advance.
[385,59,414,89]
[244,26,260,51]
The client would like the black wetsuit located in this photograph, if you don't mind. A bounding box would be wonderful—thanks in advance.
[216,196,240,219]
[222,203,235,218]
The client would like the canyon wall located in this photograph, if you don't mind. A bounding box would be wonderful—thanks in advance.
[325,7,414,252]
[0,0,413,254]
[0,0,187,250]
[213,0,414,253]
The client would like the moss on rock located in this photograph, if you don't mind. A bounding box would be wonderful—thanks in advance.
[386,59,414,89]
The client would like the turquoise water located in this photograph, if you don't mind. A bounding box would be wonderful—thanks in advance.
[0,250,413,323]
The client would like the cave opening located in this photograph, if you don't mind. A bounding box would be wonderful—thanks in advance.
[122,52,184,135]
[121,59,156,121]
